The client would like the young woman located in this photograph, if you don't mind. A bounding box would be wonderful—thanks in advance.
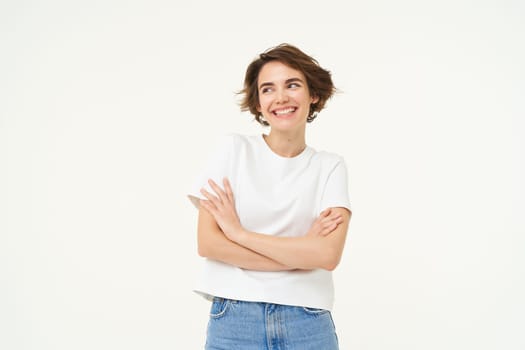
[188,43,352,350]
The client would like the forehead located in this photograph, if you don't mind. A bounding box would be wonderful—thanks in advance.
[257,61,306,86]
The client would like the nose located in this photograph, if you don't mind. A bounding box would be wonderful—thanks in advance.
[275,88,289,104]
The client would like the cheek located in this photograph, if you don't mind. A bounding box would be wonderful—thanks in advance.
[298,92,312,103]
[258,96,270,110]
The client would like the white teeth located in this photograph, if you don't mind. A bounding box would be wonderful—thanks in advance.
[274,107,295,115]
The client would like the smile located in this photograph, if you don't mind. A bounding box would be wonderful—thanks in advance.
[272,107,297,116]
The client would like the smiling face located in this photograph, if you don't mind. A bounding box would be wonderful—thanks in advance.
[256,61,319,134]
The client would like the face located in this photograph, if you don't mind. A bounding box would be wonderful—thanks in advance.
[256,61,318,133]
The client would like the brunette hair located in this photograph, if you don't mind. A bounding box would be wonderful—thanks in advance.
[239,43,336,126]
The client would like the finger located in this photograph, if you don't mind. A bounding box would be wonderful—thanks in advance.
[321,221,331,230]
[321,220,338,230]
[316,212,333,225]
[321,213,340,221]
[327,216,343,228]
[320,214,341,226]
[223,178,235,203]
[321,222,338,236]
[199,199,216,213]
[323,213,342,224]
[200,188,221,206]
[320,227,331,236]
[319,209,331,218]
[326,211,341,218]
[208,179,227,203]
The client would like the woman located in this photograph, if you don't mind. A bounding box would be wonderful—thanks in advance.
[188,43,352,349]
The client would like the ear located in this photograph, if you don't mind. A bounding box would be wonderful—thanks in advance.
[311,95,319,104]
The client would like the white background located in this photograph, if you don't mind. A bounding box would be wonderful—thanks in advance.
[1,0,524,349]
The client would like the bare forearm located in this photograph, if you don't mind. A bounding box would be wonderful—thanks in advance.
[197,207,293,271]
[199,231,293,271]
[235,232,337,270]
[197,180,350,271]
[234,209,352,271]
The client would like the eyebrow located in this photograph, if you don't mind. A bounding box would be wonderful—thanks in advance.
[258,77,305,90]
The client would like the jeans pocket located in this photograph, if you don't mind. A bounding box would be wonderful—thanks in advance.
[209,297,230,319]
[302,306,329,315]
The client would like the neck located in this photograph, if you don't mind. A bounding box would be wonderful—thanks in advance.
[264,129,307,158]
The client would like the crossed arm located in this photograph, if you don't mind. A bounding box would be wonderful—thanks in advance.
[197,178,351,271]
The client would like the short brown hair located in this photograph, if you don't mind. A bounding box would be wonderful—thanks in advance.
[239,43,336,126]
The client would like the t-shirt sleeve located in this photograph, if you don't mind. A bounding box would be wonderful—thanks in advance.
[187,134,234,209]
[319,158,352,213]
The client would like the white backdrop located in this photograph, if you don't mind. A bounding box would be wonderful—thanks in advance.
[1,1,524,349]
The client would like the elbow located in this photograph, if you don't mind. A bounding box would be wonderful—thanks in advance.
[197,246,207,258]
[324,263,337,272]
[197,239,211,258]
[197,227,216,258]
[322,257,340,271]
[320,247,342,271]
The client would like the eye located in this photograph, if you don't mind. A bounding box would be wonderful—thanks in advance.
[261,87,273,94]
[288,82,301,89]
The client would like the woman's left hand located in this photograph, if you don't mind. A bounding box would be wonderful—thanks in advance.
[200,178,244,241]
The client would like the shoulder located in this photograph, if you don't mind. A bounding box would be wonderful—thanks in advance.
[214,133,246,150]
[221,133,261,150]
[202,133,242,162]
[208,133,261,160]
[221,133,254,143]
[312,149,346,170]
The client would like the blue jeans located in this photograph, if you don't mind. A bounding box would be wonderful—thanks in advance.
[205,298,339,350]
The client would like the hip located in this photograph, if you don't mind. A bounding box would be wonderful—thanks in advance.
[205,297,339,350]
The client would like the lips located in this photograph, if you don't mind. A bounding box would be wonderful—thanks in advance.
[272,107,297,116]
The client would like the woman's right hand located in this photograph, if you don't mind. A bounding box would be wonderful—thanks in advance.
[306,208,343,237]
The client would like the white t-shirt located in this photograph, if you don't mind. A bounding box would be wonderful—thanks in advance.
[188,133,351,311]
